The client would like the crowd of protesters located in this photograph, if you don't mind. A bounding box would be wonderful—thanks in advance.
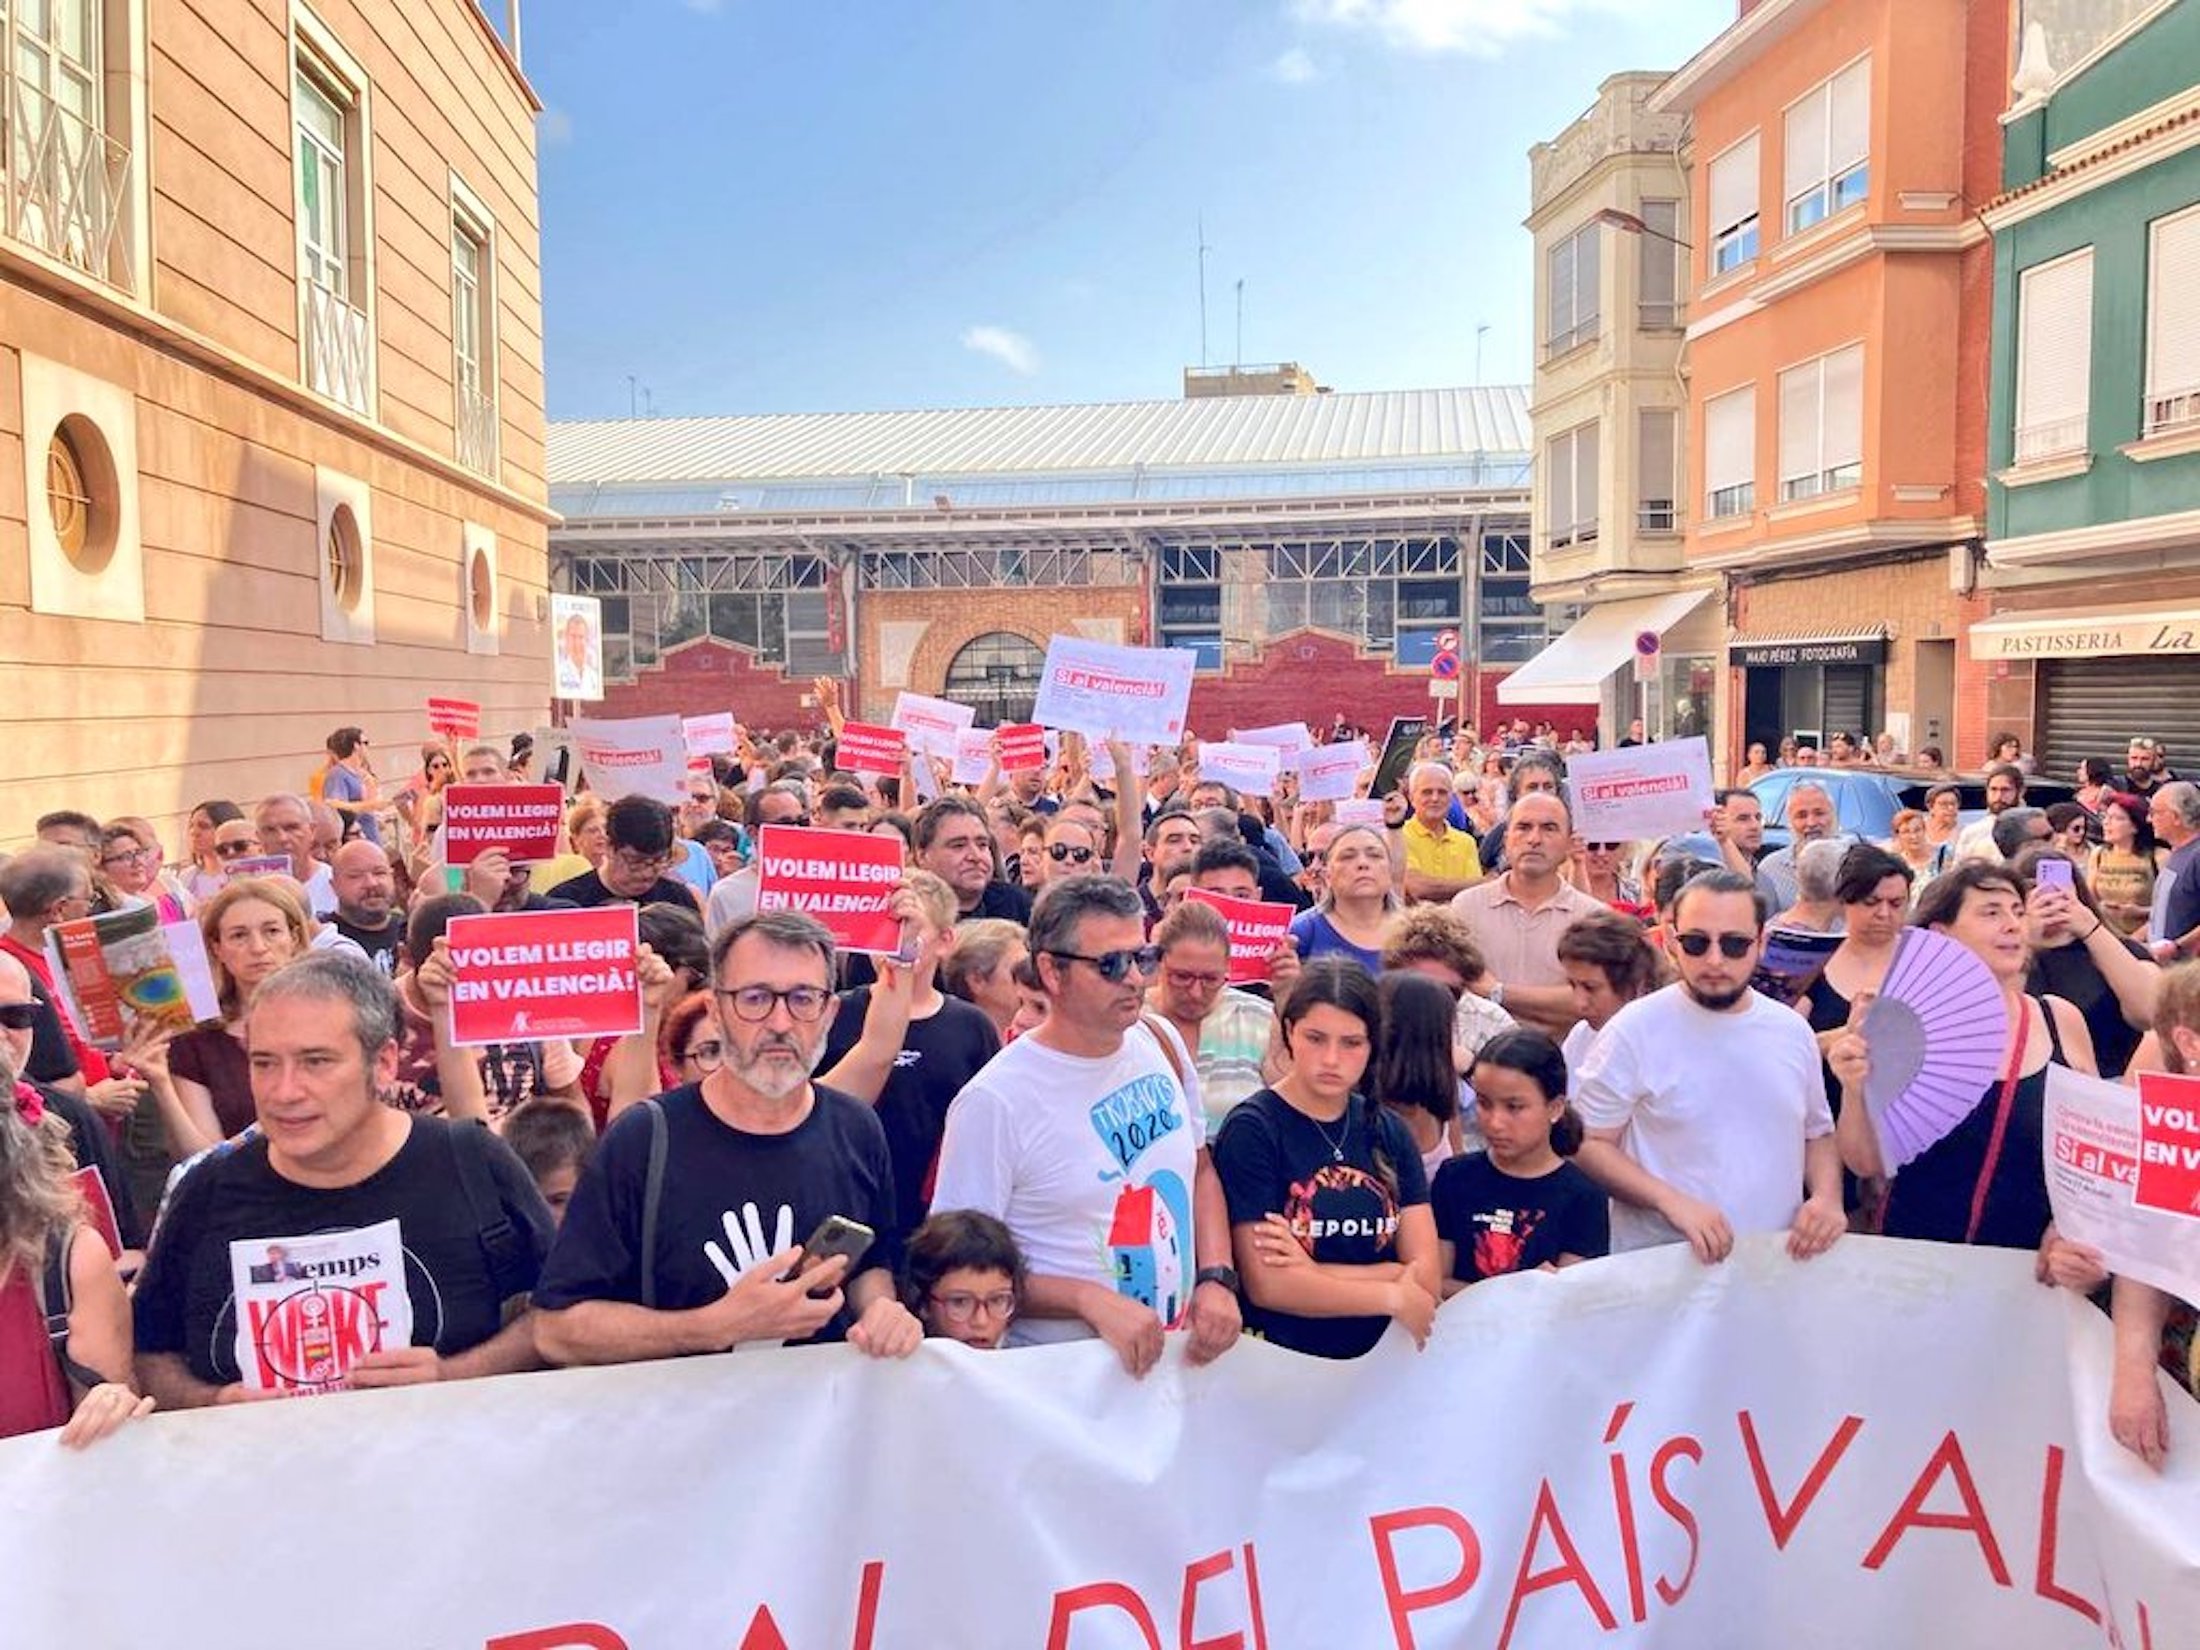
[2,703,2192,1476]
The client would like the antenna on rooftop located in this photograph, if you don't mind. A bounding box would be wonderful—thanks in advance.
[1197,214,1211,368]
[1235,279,1244,369]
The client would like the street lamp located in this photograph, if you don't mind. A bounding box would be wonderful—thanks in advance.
[1592,206,1694,248]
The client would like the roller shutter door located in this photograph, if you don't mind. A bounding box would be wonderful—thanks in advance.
[2037,656,2200,775]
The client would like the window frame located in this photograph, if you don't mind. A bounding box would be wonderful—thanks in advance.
[448,171,500,475]
[1782,57,1870,237]
[2012,247,2095,465]
[1545,221,1601,358]
[2143,203,2200,439]
[288,5,377,418]
[1777,343,1865,502]
[1704,386,1756,521]
[1638,199,1682,328]
[1707,132,1761,278]
[1545,421,1600,550]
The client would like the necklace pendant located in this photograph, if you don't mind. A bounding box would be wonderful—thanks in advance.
[1331,1144,1344,1162]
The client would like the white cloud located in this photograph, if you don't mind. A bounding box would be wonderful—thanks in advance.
[1270,47,1321,84]
[1291,0,1591,57]
[538,107,573,147]
[960,325,1040,375]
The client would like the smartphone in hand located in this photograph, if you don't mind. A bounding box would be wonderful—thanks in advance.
[788,1215,876,1295]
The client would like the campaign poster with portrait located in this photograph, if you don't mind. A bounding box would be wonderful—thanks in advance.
[552,593,605,703]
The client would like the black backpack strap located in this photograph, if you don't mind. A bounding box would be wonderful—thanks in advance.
[450,1122,533,1307]
[40,1225,111,1391]
[638,1098,669,1312]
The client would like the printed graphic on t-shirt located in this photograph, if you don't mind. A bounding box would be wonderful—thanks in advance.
[702,1201,796,1289]
[1470,1206,1544,1279]
[1285,1163,1401,1251]
[1088,1073,1193,1327]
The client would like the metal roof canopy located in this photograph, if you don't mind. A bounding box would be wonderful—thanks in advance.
[549,387,1533,489]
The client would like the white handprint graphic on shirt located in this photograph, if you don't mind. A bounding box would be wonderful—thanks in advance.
[702,1202,795,1353]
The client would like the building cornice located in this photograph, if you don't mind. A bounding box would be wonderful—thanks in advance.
[1694,516,1980,574]
[1984,93,2200,230]
[1984,506,2200,568]
[1648,0,1817,116]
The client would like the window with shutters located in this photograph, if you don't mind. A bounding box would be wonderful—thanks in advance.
[1783,59,1869,236]
[1778,345,1864,501]
[1638,200,1681,328]
[291,10,375,417]
[1545,223,1600,357]
[450,177,498,476]
[1638,408,1679,533]
[2143,204,2200,439]
[1704,387,1755,520]
[2013,249,2093,464]
[1546,422,1599,548]
[1708,134,1760,277]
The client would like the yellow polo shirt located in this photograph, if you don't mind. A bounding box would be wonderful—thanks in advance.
[1403,816,1483,885]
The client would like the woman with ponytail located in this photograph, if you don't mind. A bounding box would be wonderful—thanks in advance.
[0,1045,154,1445]
[1431,1029,1609,1293]
[1210,958,1441,1359]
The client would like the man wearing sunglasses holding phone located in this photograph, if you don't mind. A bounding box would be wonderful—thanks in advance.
[933,876,1241,1378]
[1571,869,1845,1268]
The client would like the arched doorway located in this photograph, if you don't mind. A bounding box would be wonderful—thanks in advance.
[943,631,1046,725]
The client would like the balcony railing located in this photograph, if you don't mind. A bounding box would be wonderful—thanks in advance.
[2,84,133,293]
[2013,415,2087,465]
[305,281,372,415]
[2144,385,2200,441]
[456,380,498,475]
[1638,501,1678,533]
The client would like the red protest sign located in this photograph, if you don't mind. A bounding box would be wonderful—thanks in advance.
[444,906,643,1047]
[836,721,906,776]
[1184,888,1295,985]
[441,784,565,865]
[997,723,1048,772]
[427,697,482,740]
[2135,1072,2200,1216]
[754,824,905,955]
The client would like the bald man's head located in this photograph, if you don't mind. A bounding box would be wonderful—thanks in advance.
[330,839,396,926]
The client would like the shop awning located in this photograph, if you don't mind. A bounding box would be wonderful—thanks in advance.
[1726,628,1888,668]
[1968,603,2200,661]
[1497,589,1712,705]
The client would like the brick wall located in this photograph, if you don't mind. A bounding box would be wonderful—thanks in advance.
[588,638,827,734]
[854,586,1146,721]
[1186,627,1579,740]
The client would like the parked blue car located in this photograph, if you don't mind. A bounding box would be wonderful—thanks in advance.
[1661,766,2075,861]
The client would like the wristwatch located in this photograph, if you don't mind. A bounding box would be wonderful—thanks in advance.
[1195,1265,1241,1296]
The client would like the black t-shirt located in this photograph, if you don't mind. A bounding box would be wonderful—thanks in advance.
[133,1117,553,1384]
[963,880,1033,924]
[1212,1088,1429,1360]
[547,870,698,911]
[1430,1152,1609,1283]
[331,914,403,978]
[2028,938,2147,1079]
[819,988,1001,1241]
[533,1081,896,1344]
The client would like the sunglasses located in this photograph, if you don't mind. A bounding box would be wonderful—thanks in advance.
[1046,843,1096,864]
[1674,932,1755,960]
[1047,944,1164,984]
[1585,842,1619,853]
[214,841,258,858]
[0,1002,41,1030]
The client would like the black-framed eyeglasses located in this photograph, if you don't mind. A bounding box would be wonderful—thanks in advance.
[715,985,833,1023]
[1046,843,1096,864]
[0,1002,42,1030]
[1046,944,1164,984]
[1675,932,1755,959]
[681,1039,725,1070]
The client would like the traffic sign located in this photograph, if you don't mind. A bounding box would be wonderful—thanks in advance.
[1431,652,1461,681]
[1435,629,1460,656]
[1633,629,1661,684]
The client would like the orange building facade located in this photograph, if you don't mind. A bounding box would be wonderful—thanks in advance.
[1656,0,2006,774]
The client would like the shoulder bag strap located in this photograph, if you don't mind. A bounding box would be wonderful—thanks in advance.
[1964,1000,2033,1245]
[1138,1013,1189,1092]
[638,1097,669,1311]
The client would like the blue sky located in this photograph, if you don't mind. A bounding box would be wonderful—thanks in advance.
[522,0,1734,420]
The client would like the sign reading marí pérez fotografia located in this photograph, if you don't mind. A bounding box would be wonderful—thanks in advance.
[1729,637,1889,669]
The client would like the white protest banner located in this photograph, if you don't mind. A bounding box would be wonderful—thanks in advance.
[1184,888,1295,984]
[226,1219,412,1395]
[569,714,688,802]
[1230,721,1313,755]
[1567,736,1717,840]
[2046,1066,2200,1306]
[1335,796,1387,828]
[1197,740,1283,798]
[1032,635,1196,745]
[7,1241,2195,1649]
[950,727,995,786]
[681,712,737,758]
[890,690,975,758]
[1294,737,1372,803]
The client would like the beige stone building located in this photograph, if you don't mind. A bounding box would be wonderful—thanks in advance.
[0,0,553,848]
[1507,71,1720,746]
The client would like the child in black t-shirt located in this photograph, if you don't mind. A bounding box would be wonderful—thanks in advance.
[901,1210,1024,1350]
[1431,1030,1608,1292]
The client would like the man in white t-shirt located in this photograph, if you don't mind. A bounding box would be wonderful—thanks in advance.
[1571,869,1845,1265]
[931,875,1242,1376]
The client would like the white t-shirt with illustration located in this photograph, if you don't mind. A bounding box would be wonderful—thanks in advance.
[932,1020,1205,1346]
